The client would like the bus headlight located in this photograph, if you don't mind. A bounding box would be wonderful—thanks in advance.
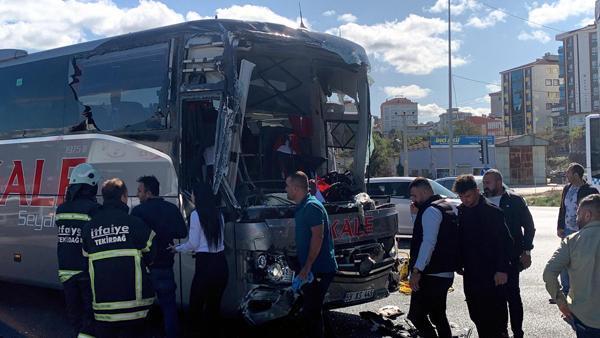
[252,253,294,284]
[256,254,268,269]
[266,263,284,282]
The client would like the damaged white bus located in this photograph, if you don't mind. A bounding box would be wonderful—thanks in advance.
[0,20,399,324]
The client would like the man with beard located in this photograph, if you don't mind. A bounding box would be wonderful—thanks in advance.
[407,178,458,338]
[482,170,535,338]
[544,194,600,336]
[454,175,513,338]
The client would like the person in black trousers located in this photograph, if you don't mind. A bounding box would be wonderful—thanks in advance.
[454,175,513,338]
[482,170,535,338]
[407,178,459,338]
[132,175,188,338]
[171,183,228,337]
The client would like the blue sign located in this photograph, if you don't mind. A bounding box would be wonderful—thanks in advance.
[430,135,495,146]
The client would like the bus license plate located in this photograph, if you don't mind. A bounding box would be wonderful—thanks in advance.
[344,289,375,303]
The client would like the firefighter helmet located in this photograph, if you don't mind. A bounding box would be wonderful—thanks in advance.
[69,163,100,186]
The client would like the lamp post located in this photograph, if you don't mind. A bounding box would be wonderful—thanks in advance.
[448,0,454,176]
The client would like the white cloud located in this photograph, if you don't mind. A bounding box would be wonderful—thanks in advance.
[486,84,501,92]
[419,103,447,122]
[0,1,306,51]
[579,17,595,27]
[0,0,186,50]
[322,10,336,17]
[186,11,211,21]
[517,30,551,44]
[429,0,480,15]
[214,5,306,28]
[527,0,594,26]
[337,13,357,23]
[327,15,467,75]
[460,106,490,116]
[475,95,491,104]
[466,9,506,29]
[384,85,431,99]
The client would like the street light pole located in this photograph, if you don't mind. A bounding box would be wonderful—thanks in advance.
[448,0,454,176]
[403,118,409,176]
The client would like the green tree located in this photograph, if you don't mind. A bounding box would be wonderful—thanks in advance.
[368,132,395,177]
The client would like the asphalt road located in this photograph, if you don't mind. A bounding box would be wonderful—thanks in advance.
[0,207,576,337]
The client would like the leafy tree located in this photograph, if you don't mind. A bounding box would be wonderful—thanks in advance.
[368,132,394,177]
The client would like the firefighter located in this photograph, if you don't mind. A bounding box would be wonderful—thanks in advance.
[56,162,101,338]
[81,178,156,338]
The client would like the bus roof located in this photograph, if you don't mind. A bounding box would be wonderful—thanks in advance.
[0,19,369,69]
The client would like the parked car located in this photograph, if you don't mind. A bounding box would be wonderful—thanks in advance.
[366,177,459,236]
[435,175,512,193]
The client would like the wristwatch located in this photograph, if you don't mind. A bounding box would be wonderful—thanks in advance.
[524,250,531,255]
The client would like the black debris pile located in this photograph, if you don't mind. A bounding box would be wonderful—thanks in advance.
[359,306,474,338]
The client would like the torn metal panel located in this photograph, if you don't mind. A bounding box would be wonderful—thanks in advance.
[240,286,298,326]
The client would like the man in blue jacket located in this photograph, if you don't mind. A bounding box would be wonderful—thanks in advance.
[132,176,187,338]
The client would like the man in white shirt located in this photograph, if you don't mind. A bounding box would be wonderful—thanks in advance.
[407,178,459,338]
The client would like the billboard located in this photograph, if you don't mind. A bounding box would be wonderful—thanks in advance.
[430,135,495,147]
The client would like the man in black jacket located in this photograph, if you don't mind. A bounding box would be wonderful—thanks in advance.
[483,169,535,338]
[556,163,598,296]
[407,178,458,338]
[454,175,513,338]
[132,176,187,338]
[82,178,156,338]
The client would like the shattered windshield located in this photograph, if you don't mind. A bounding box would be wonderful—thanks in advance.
[68,43,170,132]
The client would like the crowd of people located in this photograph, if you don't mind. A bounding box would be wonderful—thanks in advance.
[407,163,599,338]
[55,161,600,338]
[56,165,337,338]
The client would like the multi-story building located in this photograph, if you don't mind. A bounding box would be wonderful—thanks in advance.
[555,24,599,128]
[489,91,503,118]
[551,46,568,129]
[437,109,472,131]
[501,53,560,135]
[486,118,504,136]
[380,97,418,135]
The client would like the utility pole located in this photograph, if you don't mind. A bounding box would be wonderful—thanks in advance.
[403,118,409,176]
[448,0,454,176]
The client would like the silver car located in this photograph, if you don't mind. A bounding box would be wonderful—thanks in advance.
[366,177,459,236]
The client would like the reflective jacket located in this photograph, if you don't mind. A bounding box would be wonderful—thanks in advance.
[81,200,156,322]
[56,197,100,283]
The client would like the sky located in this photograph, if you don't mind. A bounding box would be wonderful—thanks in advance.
[0,0,596,122]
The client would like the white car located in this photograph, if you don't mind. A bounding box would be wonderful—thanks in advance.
[366,177,460,236]
[435,175,511,194]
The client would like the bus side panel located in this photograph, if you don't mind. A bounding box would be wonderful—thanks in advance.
[0,134,178,289]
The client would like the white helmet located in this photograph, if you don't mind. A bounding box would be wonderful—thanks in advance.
[69,163,100,186]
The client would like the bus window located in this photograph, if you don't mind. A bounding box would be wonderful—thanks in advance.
[0,56,68,134]
[68,43,170,132]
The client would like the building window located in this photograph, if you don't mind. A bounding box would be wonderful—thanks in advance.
[545,79,552,86]
[553,79,559,86]
[546,103,553,109]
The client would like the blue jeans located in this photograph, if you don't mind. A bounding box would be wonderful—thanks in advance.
[150,268,180,338]
[560,228,578,295]
[574,315,600,338]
